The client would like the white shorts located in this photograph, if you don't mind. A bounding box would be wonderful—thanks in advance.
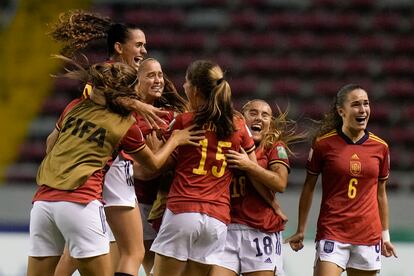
[315,239,381,271]
[210,223,284,275]
[139,203,157,240]
[103,155,136,208]
[150,209,227,265]
[29,200,109,258]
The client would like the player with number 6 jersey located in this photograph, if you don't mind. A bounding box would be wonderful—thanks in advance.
[285,84,397,276]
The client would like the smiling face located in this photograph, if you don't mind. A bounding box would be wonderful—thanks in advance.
[242,100,272,143]
[338,88,370,136]
[137,59,164,104]
[115,29,147,70]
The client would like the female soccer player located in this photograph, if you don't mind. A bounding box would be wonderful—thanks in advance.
[150,60,256,276]
[285,84,397,276]
[133,58,187,275]
[49,10,169,276]
[27,59,203,276]
[209,99,304,276]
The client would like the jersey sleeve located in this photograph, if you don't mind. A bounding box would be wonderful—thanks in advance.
[268,142,291,172]
[378,145,390,181]
[56,98,83,130]
[121,123,146,154]
[240,121,255,154]
[306,141,322,175]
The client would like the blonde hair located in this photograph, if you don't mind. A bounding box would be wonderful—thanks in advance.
[242,99,306,155]
[186,59,235,139]
[53,55,139,116]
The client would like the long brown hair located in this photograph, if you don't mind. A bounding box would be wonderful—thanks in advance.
[48,9,142,58]
[242,99,306,155]
[312,83,363,142]
[53,55,139,117]
[186,60,235,139]
[137,58,188,113]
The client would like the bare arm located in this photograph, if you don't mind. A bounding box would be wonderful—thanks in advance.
[45,128,59,154]
[284,172,318,251]
[130,125,203,173]
[226,149,288,193]
[378,179,397,258]
[116,97,170,129]
[226,149,288,218]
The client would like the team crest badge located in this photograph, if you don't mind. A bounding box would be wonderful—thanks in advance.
[350,153,361,176]
[323,241,334,253]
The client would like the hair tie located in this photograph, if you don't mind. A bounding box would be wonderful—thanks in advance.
[216,78,224,86]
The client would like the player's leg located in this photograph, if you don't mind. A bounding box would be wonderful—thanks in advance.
[139,203,157,275]
[152,253,186,276]
[54,246,78,276]
[182,260,211,276]
[76,253,112,276]
[346,243,381,276]
[314,260,343,276]
[28,256,61,276]
[313,240,348,276]
[106,205,145,276]
[57,200,110,276]
[209,265,238,276]
[346,268,378,276]
[104,156,145,275]
[27,201,66,276]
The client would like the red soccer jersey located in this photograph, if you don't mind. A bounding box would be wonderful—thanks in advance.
[33,98,146,204]
[307,129,389,245]
[134,110,176,204]
[167,112,255,224]
[230,142,290,232]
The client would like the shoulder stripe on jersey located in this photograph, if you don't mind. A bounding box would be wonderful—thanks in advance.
[307,169,319,175]
[379,175,389,181]
[317,130,337,142]
[369,133,388,147]
[244,145,256,154]
[125,144,146,154]
[269,160,291,173]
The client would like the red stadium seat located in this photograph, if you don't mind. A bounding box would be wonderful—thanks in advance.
[18,141,46,162]
[381,58,413,75]
[272,79,302,96]
[123,9,185,27]
[385,80,414,97]
[229,77,258,96]
[217,32,246,49]
[371,13,403,31]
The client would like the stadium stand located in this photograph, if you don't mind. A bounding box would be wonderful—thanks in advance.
[6,0,414,192]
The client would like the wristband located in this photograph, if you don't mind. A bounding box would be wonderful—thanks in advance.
[382,229,390,242]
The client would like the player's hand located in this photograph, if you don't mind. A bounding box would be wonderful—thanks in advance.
[382,241,397,258]
[284,232,305,252]
[171,125,205,147]
[116,97,169,129]
[145,130,164,152]
[225,148,254,171]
